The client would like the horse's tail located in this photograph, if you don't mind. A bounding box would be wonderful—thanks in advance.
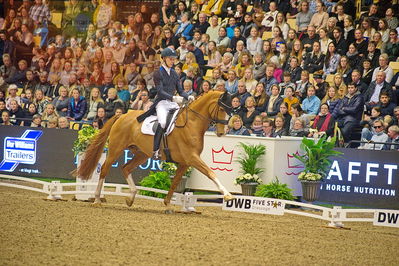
[72,115,120,180]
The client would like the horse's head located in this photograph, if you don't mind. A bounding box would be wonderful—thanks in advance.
[214,92,232,137]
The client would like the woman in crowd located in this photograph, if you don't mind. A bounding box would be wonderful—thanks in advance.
[360,18,376,40]
[262,40,275,64]
[130,88,153,111]
[226,115,251,136]
[103,88,125,119]
[273,12,289,40]
[322,86,341,117]
[290,103,311,130]
[361,59,374,85]
[67,88,87,121]
[318,28,332,55]
[41,103,59,127]
[309,103,336,137]
[240,68,258,95]
[85,87,104,121]
[289,118,308,137]
[23,103,37,126]
[250,115,264,136]
[253,82,269,112]
[241,96,260,129]
[271,115,288,137]
[290,39,304,65]
[230,96,245,117]
[34,89,50,116]
[346,43,362,70]
[323,42,340,75]
[206,41,222,68]
[262,84,283,117]
[1,110,12,126]
[8,100,25,126]
[302,86,321,116]
[52,86,70,117]
[296,0,312,33]
[278,102,292,131]
[283,86,299,115]
[235,52,253,79]
[246,27,263,56]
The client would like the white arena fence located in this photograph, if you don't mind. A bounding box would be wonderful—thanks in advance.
[1,174,398,229]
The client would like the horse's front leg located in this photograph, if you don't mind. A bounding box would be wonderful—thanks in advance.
[190,155,234,201]
[164,165,188,213]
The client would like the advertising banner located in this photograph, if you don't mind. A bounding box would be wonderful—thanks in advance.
[0,126,161,184]
[319,148,399,209]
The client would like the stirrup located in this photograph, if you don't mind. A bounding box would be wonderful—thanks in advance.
[152,150,161,160]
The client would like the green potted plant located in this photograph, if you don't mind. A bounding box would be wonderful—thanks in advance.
[255,177,295,201]
[293,135,342,202]
[139,171,171,199]
[160,162,193,193]
[235,142,266,196]
[72,126,100,156]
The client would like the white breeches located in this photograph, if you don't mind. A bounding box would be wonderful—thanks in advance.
[156,100,179,128]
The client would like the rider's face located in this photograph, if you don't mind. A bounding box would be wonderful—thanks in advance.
[164,57,175,68]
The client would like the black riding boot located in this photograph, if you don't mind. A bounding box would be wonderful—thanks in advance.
[153,124,164,159]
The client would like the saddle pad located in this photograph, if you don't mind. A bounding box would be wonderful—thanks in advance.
[140,111,179,136]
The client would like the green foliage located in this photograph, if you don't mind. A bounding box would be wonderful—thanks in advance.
[72,126,99,156]
[293,135,343,180]
[255,177,295,200]
[160,162,193,177]
[236,142,266,176]
[139,171,171,198]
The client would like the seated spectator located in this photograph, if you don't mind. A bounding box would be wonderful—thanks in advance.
[385,29,399,62]
[309,103,336,137]
[1,110,12,125]
[253,83,269,112]
[360,59,374,86]
[336,56,352,85]
[360,106,384,135]
[130,88,153,112]
[302,26,319,53]
[206,41,222,68]
[308,1,328,33]
[5,84,22,110]
[218,52,234,77]
[250,115,264,135]
[23,103,37,126]
[290,103,311,130]
[235,52,253,79]
[35,72,51,97]
[34,89,50,115]
[260,118,274,137]
[283,86,299,115]
[364,71,393,111]
[52,86,69,117]
[353,29,368,57]
[332,73,347,98]
[67,88,87,121]
[278,102,292,131]
[84,87,104,121]
[377,92,396,118]
[296,0,312,32]
[322,86,342,118]
[262,84,283,117]
[225,70,239,94]
[240,96,260,129]
[259,64,278,96]
[8,99,24,125]
[302,41,325,74]
[41,103,59,127]
[228,27,246,54]
[279,72,296,96]
[6,60,28,88]
[232,81,251,106]
[47,117,58,128]
[103,88,124,119]
[313,72,329,99]
[289,118,308,137]
[229,96,245,117]
[371,54,394,83]
[384,125,399,150]
[58,116,70,129]
[365,41,381,69]
[295,71,311,100]
[182,79,197,97]
[252,53,266,81]
[246,27,262,56]
[351,69,368,94]
[302,85,321,116]
[0,54,17,86]
[115,77,130,106]
[323,42,341,75]
[318,28,331,55]
[215,27,231,53]
[175,12,193,40]
[240,68,258,95]
[226,115,250,136]
[284,57,302,83]
[345,44,362,70]
[359,119,388,150]
[336,83,365,142]
[271,115,288,137]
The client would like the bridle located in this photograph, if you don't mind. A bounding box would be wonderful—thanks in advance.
[175,94,231,128]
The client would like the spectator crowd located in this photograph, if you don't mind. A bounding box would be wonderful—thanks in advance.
[0,0,398,150]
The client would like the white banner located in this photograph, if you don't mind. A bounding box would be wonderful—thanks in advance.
[187,133,304,195]
[373,210,399,228]
[222,196,285,215]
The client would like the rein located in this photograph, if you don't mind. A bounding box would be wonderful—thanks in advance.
[175,99,228,128]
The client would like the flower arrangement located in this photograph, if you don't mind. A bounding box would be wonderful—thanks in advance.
[160,162,193,178]
[294,135,342,181]
[234,173,262,185]
[235,142,266,185]
[72,126,100,156]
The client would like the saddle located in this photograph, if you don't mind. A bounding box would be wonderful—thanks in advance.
[141,108,180,163]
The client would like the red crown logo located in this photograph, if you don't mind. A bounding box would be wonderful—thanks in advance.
[212,146,234,164]
[285,151,304,176]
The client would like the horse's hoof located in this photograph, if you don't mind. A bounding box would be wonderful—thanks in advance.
[92,201,102,207]
[125,197,134,207]
[224,194,235,201]
[164,209,174,214]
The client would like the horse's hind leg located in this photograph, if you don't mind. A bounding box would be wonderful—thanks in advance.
[123,149,149,207]
[190,155,234,201]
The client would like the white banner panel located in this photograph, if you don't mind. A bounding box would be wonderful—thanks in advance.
[187,133,304,195]
[373,210,399,228]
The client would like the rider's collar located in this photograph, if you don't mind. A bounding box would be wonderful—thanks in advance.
[162,64,172,76]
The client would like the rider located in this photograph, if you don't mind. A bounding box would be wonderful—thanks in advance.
[137,47,195,159]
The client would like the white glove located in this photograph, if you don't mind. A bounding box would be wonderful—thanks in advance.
[188,95,195,102]
[172,96,184,104]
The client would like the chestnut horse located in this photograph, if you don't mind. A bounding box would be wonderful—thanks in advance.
[75,91,234,211]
